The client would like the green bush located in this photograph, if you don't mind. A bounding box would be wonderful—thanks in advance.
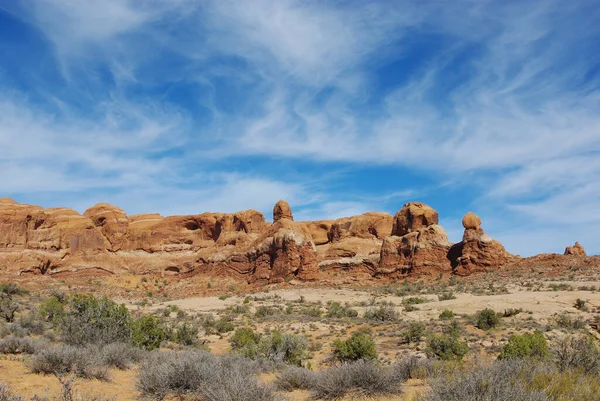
[403,297,428,305]
[438,292,456,301]
[58,294,132,345]
[426,333,469,361]
[439,309,454,320]
[131,315,165,350]
[404,322,426,343]
[39,296,64,322]
[499,332,549,360]
[214,317,234,334]
[475,308,501,330]
[364,304,399,322]
[230,327,261,354]
[170,322,199,346]
[230,327,307,365]
[0,283,28,298]
[326,301,357,318]
[332,330,377,362]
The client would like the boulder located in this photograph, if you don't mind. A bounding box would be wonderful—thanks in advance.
[462,212,481,230]
[392,202,438,236]
[273,200,293,222]
[564,242,586,257]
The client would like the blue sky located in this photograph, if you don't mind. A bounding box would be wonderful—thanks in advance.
[1,0,599,256]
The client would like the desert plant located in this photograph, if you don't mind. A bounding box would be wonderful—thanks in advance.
[275,366,316,391]
[332,330,377,362]
[0,298,17,323]
[498,332,549,360]
[131,315,165,351]
[574,298,586,310]
[257,330,308,366]
[0,336,41,355]
[438,292,456,301]
[404,322,426,343]
[58,294,132,346]
[309,360,398,399]
[553,335,600,374]
[503,308,523,317]
[392,355,433,381]
[100,342,145,369]
[28,344,108,380]
[475,308,501,330]
[170,322,199,346]
[439,309,454,320]
[39,296,65,323]
[364,304,399,322]
[326,301,357,318]
[424,360,548,401]
[426,332,469,361]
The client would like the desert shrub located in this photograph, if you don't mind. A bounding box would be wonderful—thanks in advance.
[574,298,586,310]
[404,322,426,343]
[100,342,145,369]
[58,294,132,346]
[0,298,17,323]
[426,333,469,361]
[439,309,454,320]
[310,360,398,399]
[332,330,377,362]
[503,308,523,317]
[556,313,587,330]
[28,344,108,380]
[0,284,27,298]
[15,310,45,336]
[424,360,548,401]
[230,327,307,366]
[553,335,600,374]
[326,301,357,318]
[301,306,322,317]
[230,327,261,352]
[214,317,235,334]
[392,355,433,381]
[364,304,399,322]
[39,296,65,322]
[499,332,549,360]
[254,306,279,318]
[131,315,165,351]
[403,296,428,305]
[0,336,41,355]
[0,384,26,401]
[169,322,199,346]
[137,351,218,399]
[257,330,308,366]
[275,366,316,391]
[438,292,456,301]
[475,308,501,330]
[137,351,271,400]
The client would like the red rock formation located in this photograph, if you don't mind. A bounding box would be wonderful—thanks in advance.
[392,202,439,236]
[328,212,393,242]
[564,242,586,257]
[449,212,511,276]
[273,200,293,222]
[301,221,333,246]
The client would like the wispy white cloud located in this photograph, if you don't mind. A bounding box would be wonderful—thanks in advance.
[1,0,599,255]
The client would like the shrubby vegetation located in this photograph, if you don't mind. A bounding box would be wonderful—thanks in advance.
[331,329,377,362]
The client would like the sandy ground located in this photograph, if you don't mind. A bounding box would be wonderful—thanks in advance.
[3,283,600,400]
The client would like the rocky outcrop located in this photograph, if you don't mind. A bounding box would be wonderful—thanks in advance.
[448,212,511,276]
[301,221,333,246]
[564,242,586,257]
[273,200,293,222]
[392,202,439,236]
[0,198,528,283]
[201,203,317,283]
[328,212,393,242]
[378,203,452,277]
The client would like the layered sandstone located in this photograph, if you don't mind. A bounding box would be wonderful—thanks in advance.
[1,197,588,283]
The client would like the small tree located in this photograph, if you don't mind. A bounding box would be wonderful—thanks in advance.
[498,332,549,360]
[131,315,165,350]
[475,308,501,330]
[426,333,469,361]
[332,330,377,362]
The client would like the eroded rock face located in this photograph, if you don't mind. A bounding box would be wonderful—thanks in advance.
[449,212,510,276]
[329,212,393,242]
[564,242,586,257]
[273,200,293,222]
[0,199,521,282]
[378,224,452,276]
[392,202,439,236]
